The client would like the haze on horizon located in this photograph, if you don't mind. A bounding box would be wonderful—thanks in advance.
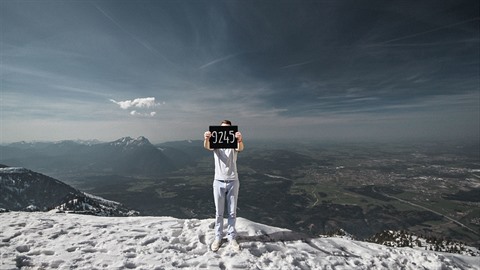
[1,0,479,144]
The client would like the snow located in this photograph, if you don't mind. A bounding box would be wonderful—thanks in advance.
[111,136,150,148]
[83,193,121,207]
[0,167,30,174]
[264,174,290,180]
[0,212,478,270]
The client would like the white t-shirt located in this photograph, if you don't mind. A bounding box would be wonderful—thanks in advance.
[213,148,238,180]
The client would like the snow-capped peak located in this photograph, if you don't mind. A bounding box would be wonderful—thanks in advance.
[0,167,138,216]
[110,136,152,148]
[0,167,30,174]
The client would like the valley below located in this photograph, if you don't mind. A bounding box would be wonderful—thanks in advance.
[2,138,479,247]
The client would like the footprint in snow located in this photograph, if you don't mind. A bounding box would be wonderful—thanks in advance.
[142,237,158,246]
[16,245,30,253]
[198,234,206,245]
[124,261,137,269]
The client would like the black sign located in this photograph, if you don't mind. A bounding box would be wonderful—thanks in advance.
[209,126,238,149]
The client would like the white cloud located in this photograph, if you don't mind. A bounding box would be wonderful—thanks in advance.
[110,97,159,110]
[111,97,161,117]
[128,110,157,117]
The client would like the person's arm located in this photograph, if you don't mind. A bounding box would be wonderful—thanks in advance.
[204,131,213,150]
[235,132,244,152]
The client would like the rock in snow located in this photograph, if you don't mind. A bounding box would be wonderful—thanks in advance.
[0,212,478,270]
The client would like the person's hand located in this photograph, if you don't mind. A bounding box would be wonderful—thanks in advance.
[235,132,242,142]
[204,131,212,140]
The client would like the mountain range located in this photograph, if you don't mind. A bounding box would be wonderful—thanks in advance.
[0,137,206,177]
[0,165,137,216]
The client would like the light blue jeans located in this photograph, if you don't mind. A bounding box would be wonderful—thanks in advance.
[213,179,239,241]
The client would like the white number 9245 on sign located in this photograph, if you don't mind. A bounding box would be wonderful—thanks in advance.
[209,126,238,148]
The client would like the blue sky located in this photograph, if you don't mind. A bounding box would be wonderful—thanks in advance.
[1,0,479,143]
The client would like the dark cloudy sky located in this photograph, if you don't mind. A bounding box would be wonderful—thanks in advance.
[1,0,479,143]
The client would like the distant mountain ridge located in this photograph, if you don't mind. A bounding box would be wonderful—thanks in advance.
[108,136,151,149]
[0,165,137,216]
[0,136,204,176]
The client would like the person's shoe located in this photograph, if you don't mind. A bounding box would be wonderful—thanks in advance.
[229,239,240,251]
[211,239,222,252]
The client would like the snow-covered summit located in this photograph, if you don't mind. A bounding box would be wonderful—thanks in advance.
[0,166,138,216]
[0,212,478,270]
[109,136,152,149]
[0,167,30,174]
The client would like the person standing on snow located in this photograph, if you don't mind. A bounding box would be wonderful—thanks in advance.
[203,120,244,252]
